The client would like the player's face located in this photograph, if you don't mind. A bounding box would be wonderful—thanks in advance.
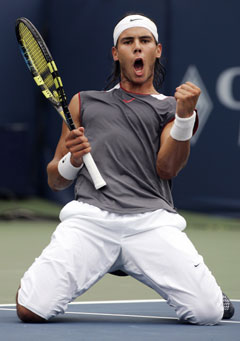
[112,27,162,90]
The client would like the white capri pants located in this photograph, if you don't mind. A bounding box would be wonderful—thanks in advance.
[18,201,223,324]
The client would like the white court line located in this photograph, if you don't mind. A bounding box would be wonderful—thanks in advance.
[66,310,178,320]
[69,299,166,305]
[0,303,16,307]
[69,299,240,305]
[1,299,240,307]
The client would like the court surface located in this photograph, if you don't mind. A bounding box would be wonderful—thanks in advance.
[1,299,239,341]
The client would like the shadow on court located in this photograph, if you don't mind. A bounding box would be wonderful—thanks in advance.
[1,300,239,341]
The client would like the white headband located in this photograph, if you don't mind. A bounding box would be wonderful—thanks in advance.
[113,15,158,46]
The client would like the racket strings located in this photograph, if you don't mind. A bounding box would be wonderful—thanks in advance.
[18,23,56,93]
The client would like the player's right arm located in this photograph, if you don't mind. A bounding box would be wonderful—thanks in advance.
[47,93,91,191]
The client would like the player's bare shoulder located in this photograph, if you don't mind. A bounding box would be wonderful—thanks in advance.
[68,93,81,128]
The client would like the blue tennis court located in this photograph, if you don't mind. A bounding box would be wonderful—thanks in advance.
[1,300,239,341]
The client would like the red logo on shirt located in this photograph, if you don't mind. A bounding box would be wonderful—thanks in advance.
[122,98,135,103]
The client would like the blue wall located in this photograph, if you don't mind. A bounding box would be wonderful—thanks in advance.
[0,0,239,215]
[167,0,240,215]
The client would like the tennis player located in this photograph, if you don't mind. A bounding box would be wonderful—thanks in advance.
[16,13,234,324]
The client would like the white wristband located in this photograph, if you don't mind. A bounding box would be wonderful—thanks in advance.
[58,152,83,181]
[170,111,196,141]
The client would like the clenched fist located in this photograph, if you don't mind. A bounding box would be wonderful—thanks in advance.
[174,82,201,118]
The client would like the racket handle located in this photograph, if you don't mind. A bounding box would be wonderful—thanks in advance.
[82,153,106,189]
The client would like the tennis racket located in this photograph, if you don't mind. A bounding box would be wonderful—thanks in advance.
[15,17,106,190]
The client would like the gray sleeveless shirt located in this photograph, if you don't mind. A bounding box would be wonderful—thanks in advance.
[74,85,177,214]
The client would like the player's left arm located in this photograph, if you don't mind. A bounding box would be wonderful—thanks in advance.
[156,82,201,179]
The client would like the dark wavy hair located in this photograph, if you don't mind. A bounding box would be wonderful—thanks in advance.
[105,13,166,91]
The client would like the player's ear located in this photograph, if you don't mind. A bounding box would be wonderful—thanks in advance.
[156,43,162,59]
[112,46,119,61]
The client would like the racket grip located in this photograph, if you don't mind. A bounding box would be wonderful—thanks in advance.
[82,153,106,189]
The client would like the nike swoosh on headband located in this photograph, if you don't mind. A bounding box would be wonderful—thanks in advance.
[113,15,159,46]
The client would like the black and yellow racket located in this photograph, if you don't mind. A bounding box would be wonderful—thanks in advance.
[15,17,106,190]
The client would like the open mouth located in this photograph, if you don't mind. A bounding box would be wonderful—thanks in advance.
[134,58,144,73]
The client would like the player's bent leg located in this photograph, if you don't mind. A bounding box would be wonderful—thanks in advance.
[16,202,121,320]
[121,213,224,326]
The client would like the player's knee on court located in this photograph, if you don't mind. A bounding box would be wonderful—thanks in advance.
[16,303,46,323]
[179,300,223,325]
[16,289,46,323]
[193,301,223,325]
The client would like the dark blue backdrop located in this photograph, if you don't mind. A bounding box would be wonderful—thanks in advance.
[0,0,239,216]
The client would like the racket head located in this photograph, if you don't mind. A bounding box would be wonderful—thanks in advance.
[15,17,75,130]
